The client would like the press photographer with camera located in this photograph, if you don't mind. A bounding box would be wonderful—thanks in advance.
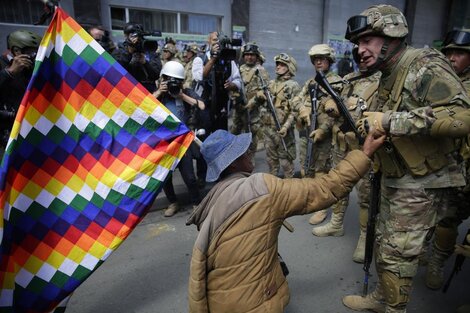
[0,30,41,156]
[112,22,162,93]
[154,61,205,217]
[202,31,242,131]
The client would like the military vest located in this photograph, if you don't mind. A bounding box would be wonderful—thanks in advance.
[262,78,299,127]
[376,47,466,178]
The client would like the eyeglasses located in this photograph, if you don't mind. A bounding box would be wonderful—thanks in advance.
[275,53,290,62]
[345,15,369,40]
[443,30,470,46]
[311,56,328,63]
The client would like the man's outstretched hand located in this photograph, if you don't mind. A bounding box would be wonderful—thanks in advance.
[361,130,386,158]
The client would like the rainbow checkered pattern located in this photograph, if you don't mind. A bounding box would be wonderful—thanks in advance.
[0,8,193,312]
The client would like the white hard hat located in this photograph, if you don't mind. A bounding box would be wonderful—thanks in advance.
[161,61,185,79]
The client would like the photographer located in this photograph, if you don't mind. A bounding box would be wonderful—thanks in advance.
[154,61,204,217]
[112,22,162,93]
[0,30,41,156]
[87,25,116,54]
[202,31,242,131]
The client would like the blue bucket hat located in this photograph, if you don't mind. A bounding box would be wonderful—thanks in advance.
[201,130,252,182]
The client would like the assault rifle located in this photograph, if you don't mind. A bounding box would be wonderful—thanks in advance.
[442,228,470,293]
[256,69,292,158]
[314,70,382,295]
[363,170,381,295]
[314,70,363,144]
[304,83,318,174]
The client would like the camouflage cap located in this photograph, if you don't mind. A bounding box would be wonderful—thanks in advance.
[441,29,470,54]
[345,4,408,43]
[308,44,335,63]
[185,42,199,54]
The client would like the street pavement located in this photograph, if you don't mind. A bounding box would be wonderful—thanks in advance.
[65,147,470,313]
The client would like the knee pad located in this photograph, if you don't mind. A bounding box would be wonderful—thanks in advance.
[381,271,412,309]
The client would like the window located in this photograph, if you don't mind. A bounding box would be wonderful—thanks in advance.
[181,13,219,35]
[110,6,220,36]
[74,2,101,26]
[129,9,177,33]
[0,0,43,24]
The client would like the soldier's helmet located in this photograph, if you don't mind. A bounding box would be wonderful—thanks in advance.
[242,42,260,57]
[163,43,177,55]
[185,42,199,55]
[308,44,336,63]
[441,29,470,54]
[274,53,297,76]
[345,4,408,44]
[7,30,41,50]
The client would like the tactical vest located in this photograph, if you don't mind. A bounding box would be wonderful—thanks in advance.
[333,71,380,152]
[262,79,296,126]
[376,48,462,178]
[183,59,194,90]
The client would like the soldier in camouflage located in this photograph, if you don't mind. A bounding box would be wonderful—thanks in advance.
[293,43,343,225]
[183,43,203,91]
[261,53,300,178]
[231,42,269,158]
[311,47,382,265]
[341,5,470,313]
[425,28,470,293]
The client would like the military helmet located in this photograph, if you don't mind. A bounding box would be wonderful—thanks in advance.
[441,29,470,54]
[242,42,260,56]
[7,30,41,50]
[308,44,336,63]
[163,43,177,55]
[345,5,408,44]
[274,53,297,76]
[161,60,185,80]
[185,42,199,54]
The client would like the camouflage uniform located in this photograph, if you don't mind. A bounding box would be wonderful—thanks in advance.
[295,71,342,177]
[425,29,470,291]
[231,44,269,156]
[342,6,470,313]
[312,71,381,254]
[262,53,300,177]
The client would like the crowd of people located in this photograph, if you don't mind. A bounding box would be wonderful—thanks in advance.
[1,3,470,313]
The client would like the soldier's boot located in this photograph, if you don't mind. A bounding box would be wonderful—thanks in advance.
[425,225,457,290]
[311,212,345,237]
[164,203,179,217]
[352,230,366,263]
[425,247,451,290]
[342,281,385,313]
[308,209,328,225]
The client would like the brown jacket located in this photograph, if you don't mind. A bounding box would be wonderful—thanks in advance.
[187,150,371,313]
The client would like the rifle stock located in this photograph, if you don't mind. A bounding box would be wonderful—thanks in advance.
[314,71,364,145]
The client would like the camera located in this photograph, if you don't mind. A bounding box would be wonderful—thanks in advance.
[215,33,242,61]
[125,23,162,53]
[167,77,182,96]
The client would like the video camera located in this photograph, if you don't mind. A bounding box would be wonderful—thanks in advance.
[215,33,242,61]
[125,23,162,53]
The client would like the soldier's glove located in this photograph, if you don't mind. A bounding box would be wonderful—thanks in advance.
[309,129,326,143]
[298,106,311,127]
[455,235,470,258]
[278,126,288,138]
[244,97,257,111]
[324,98,340,117]
[356,112,386,137]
